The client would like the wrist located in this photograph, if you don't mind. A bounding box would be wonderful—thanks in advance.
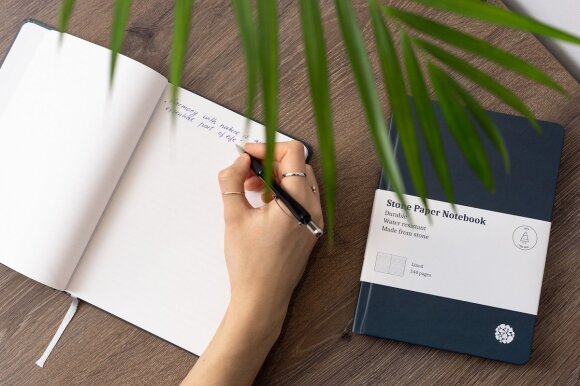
[226,293,288,343]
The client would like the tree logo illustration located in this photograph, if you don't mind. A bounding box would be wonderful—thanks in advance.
[512,225,538,250]
[495,324,515,344]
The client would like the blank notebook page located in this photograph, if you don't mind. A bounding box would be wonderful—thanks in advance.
[0,24,167,290]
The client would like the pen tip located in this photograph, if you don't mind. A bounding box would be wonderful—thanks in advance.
[235,144,245,155]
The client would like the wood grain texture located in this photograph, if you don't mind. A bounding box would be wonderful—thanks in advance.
[0,0,578,385]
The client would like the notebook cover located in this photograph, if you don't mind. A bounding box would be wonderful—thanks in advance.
[353,101,564,364]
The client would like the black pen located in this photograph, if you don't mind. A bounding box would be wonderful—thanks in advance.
[236,146,323,238]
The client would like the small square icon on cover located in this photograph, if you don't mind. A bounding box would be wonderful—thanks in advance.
[374,252,391,273]
[388,255,406,276]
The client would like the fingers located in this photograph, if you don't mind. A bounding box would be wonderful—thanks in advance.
[218,154,252,221]
[244,140,308,162]
[244,141,308,200]
[243,176,264,192]
[305,164,321,202]
[304,164,323,228]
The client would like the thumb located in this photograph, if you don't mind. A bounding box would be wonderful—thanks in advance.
[218,154,252,221]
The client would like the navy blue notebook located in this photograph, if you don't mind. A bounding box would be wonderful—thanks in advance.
[353,102,564,364]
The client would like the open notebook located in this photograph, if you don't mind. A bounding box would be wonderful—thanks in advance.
[0,21,307,356]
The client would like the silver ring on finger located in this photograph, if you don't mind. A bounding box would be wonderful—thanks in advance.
[282,172,307,178]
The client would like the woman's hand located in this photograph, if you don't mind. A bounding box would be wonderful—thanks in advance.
[220,141,323,328]
[182,141,322,386]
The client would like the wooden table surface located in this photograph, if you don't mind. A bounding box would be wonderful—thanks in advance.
[0,1,578,385]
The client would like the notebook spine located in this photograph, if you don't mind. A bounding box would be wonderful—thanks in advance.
[352,282,372,334]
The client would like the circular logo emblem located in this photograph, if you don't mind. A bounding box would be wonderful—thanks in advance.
[512,225,537,250]
[495,324,515,344]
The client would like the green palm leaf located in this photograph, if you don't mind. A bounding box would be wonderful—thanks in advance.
[232,0,258,132]
[369,0,426,208]
[169,0,195,110]
[384,6,565,94]
[400,30,454,205]
[109,0,132,84]
[450,78,510,173]
[58,0,76,33]
[429,63,494,191]
[59,0,577,238]
[414,0,580,44]
[256,0,278,185]
[299,0,336,236]
[334,0,406,209]
[414,38,540,132]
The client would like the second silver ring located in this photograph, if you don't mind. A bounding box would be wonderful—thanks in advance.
[282,172,307,178]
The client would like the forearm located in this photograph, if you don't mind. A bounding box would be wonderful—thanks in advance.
[182,142,321,385]
[181,299,286,386]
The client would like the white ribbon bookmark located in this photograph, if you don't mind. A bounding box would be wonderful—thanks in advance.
[36,297,79,368]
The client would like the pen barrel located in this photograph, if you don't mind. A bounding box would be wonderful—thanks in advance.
[270,182,311,224]
[246,152,312,225]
